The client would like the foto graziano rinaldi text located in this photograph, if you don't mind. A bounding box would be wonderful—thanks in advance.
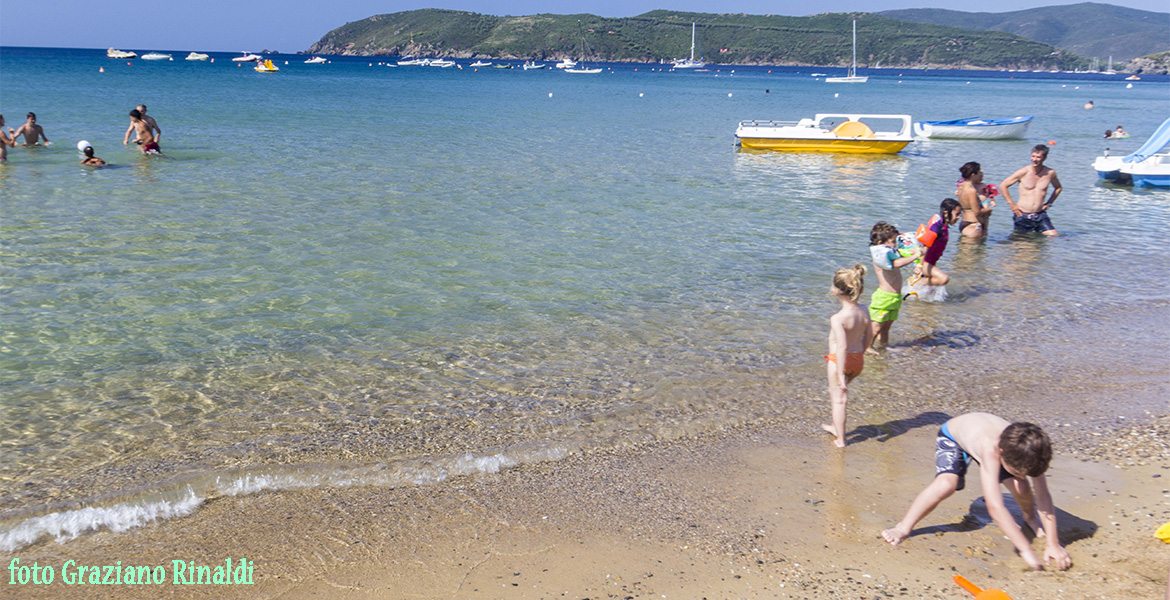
[8,558,255,585]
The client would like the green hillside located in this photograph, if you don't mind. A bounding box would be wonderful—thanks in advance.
[880,2,1169,62]
[306,9,1088,70]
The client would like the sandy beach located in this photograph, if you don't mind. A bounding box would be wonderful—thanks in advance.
[7,302,1168,600]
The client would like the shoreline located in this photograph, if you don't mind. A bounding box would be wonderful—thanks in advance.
[5,302,1169,599]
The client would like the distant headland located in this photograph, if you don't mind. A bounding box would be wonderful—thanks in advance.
[304,7,1170,73]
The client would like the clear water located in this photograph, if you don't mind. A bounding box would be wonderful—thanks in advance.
[1,47,1168,548]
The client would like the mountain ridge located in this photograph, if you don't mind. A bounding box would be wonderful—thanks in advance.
[305,9,1090,71]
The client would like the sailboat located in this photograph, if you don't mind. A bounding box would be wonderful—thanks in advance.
[672,23,705,69]
[826,20,868,83]
[1103,56,1117,75]
[565,23,603,74]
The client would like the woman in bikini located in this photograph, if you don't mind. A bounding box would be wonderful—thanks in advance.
[957,161,995,238]
[822,264,873,448]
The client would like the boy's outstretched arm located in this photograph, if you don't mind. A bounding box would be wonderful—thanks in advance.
[979,461,1043,570]
[1031,474,1071,570]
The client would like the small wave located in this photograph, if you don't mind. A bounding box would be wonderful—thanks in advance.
[0,442,573,552]
[0,487,202,552]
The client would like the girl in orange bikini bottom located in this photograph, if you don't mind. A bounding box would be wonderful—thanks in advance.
[825,352,864,378]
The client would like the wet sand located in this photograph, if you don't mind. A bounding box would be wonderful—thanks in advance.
[8,304,1170,599]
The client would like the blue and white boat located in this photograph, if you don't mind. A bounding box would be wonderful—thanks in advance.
[1093,117,1170,187]
[912,116,1033,140]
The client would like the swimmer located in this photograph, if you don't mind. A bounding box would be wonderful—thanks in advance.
[0,115,16,161]
[821,264,872,448]
[124,109,161,154]
[123,104,161,142]
[1114,125,1127,137]
[11,112,50,146]
[913,198,962,286]
[80,145,106,166]
[957,162,994,238]
[1084,100,1094,110]
[1000,144,1062,236]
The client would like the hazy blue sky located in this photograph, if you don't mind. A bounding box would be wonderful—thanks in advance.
[2,1,1164,53]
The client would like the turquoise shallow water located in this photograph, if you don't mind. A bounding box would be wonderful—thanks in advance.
[1,47,1168,548]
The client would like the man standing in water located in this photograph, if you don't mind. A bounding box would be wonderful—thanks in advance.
[124,109,161,154]
[10,112,51,146]
[124,104,161,143]
[1000,145,1062,237]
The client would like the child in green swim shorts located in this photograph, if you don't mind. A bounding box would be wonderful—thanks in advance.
[867,222,920,353]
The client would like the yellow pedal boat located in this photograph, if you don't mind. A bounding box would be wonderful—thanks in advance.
[735,113,913,154]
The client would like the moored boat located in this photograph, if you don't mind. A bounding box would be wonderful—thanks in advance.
[141,52,172,61]
[522,61,546,70]
[912,116,1033,140]
[735,114,913,154]
[555,58,577,69]
[672,23,705,69]
[470,60,492,67]
[185,52,210,61]
[232,52,261,63]
[107,48,137,59]
[825,21,867,83]
[304,56,327,64]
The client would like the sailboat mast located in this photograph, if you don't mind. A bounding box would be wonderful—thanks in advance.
[691,22,697,61]
[851,20,857,76]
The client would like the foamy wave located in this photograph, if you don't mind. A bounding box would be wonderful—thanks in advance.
[0,487,203,552]
[0,443,574,552]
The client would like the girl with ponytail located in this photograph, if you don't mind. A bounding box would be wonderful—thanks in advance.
[822,263,873,448]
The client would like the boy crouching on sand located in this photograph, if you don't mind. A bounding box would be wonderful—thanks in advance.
[866,222,918,353]
[882,413,1072,571]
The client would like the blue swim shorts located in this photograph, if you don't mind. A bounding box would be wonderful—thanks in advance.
[1012,211,1055,233]
[935,427,1016,491]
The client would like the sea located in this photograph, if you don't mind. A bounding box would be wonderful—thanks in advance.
[1,46,1167,551]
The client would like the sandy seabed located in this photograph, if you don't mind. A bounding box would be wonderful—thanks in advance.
[7,305,1169,600]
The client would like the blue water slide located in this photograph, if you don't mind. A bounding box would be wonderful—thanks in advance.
[1124,117,1170,163]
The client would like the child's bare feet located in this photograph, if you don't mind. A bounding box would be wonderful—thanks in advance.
[882,525,910,545]
[820,424,846,447]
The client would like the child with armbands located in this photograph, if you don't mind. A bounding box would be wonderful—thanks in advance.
[903,199,961,303]
[866,222,920,353]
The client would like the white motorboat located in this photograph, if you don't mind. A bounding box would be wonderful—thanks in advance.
[522,61,546,70]
[735,114,913,154]
[185,52,210,61]
[427,59,456,68]
[470,60,492,67]
[232,52,262,63]
[304,56,327,64]
[555,58,577,69]
[107,48,137,59]
[142,52,172,61]
[825,21,868,83]
[1094,117,1170,187]
[912,116,1034,140]
[672,23,706,69]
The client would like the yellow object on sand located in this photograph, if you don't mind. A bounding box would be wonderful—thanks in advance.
[1156,521,1170,543]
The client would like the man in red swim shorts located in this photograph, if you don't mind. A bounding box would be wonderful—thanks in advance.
[124,109,161,155]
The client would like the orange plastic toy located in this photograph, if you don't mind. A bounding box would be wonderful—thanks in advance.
[954,575,1013,600]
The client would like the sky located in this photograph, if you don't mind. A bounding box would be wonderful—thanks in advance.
[2,1,1165,53]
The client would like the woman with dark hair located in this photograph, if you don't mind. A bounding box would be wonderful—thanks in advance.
[957,161,995,238]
